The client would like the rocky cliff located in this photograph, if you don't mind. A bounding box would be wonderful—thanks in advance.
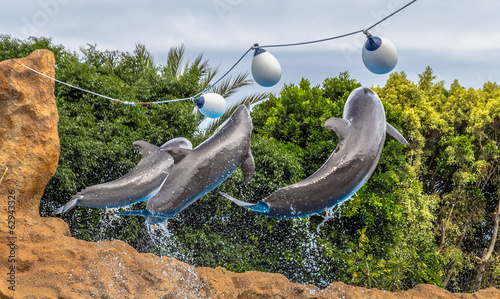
[0,50,498,298]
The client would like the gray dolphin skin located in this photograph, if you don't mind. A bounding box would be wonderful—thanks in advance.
[52,137,192,215]
[116,101,255,224]
[221,87,409,218]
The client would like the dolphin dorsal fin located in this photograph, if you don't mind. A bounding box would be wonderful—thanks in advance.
[133,141,160,156]
[163,146,191,164]
[324,118,350,141]
[386,123,409,146]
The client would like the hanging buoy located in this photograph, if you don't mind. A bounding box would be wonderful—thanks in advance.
[251,45,282,87]
[193,93,226,118]
[362,34,398,74]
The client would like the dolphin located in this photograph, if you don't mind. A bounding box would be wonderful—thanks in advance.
[116,101,255,224]
[52,137,192,215]
[221,87,409,218]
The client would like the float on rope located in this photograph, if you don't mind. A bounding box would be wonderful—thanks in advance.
[251,44,282,87]
[12,0,418,115]
[193,93,227,118]
[361,31,398,74]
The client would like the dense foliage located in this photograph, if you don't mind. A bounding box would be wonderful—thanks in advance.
[1,35,499,292]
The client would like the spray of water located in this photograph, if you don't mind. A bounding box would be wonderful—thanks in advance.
[146,219,174,249]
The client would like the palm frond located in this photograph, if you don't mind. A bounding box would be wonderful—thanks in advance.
[164,44,186,79]
[134,43,155,70]
[200,91,272,138]
[198,67,219,93]
[212,72,252,98]
[196,55,211,76]
[192,104,205,124]
[103,50,119,71]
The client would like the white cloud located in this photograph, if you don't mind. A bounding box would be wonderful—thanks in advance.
[1,0,499,90]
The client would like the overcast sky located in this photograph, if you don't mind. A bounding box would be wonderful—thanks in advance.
[2,0,500,102]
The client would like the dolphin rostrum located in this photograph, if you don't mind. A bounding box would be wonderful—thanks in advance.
[221,87,409,218]
[52,137,192,215]
[116,101,255,224]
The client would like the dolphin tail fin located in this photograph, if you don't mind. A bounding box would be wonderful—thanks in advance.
[241,151,255,186]
[52,198,78,215]
[324,118,350,140]
[386,123,409,145]
[219,192,270,213]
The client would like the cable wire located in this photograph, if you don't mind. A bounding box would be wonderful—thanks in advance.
[10,59,193,105]
[10,0,417,106]
[365,0,417,31]
[258,0,417,49]
[192,47,253,99]
[259,30,365,48]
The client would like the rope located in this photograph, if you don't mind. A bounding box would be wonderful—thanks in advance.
[365,0,418,32]
[258,30,365,48]
[9,0,418,106]
[257,0,417,49]
[194,47,253,98]
[10,59,193,105]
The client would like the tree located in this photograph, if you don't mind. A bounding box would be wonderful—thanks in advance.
[162,72,442,290]
[3,35,499,291]
[0,34,264,250]
[375,69,500,292]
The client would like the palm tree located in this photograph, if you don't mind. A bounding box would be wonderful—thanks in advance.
[83,42,271,137]
[161,44,272,137]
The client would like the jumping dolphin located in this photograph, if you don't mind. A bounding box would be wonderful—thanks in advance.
[221,87,409,218]
[52,137,192,215]
[116,101,255,224]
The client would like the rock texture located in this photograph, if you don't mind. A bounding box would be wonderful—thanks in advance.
[0,50,499,298]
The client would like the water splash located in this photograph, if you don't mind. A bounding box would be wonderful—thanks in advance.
[147,219,172,247]
[316,193,356,233]
[316,206,340,233]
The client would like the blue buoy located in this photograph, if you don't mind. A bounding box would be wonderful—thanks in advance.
[193,93,226,118]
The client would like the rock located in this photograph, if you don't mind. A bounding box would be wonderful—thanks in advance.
[0,50,499,298]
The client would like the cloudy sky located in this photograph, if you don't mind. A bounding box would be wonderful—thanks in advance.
[2,0,500,101]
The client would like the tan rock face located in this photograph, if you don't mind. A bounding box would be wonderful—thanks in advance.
[0,50,498,298]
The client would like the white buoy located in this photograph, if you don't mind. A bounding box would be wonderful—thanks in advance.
[362,35,398,74]
[251,46,282,87]
[193,93,226,118]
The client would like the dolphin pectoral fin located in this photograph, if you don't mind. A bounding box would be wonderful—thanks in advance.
[52,198,78,215]
[324,118,350,140]
[241,151,255,186]
[163,146,191,164]
[220,192,270,213]
[160,137,193,150]
[132,141,160,156]
[386,123,409,146]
